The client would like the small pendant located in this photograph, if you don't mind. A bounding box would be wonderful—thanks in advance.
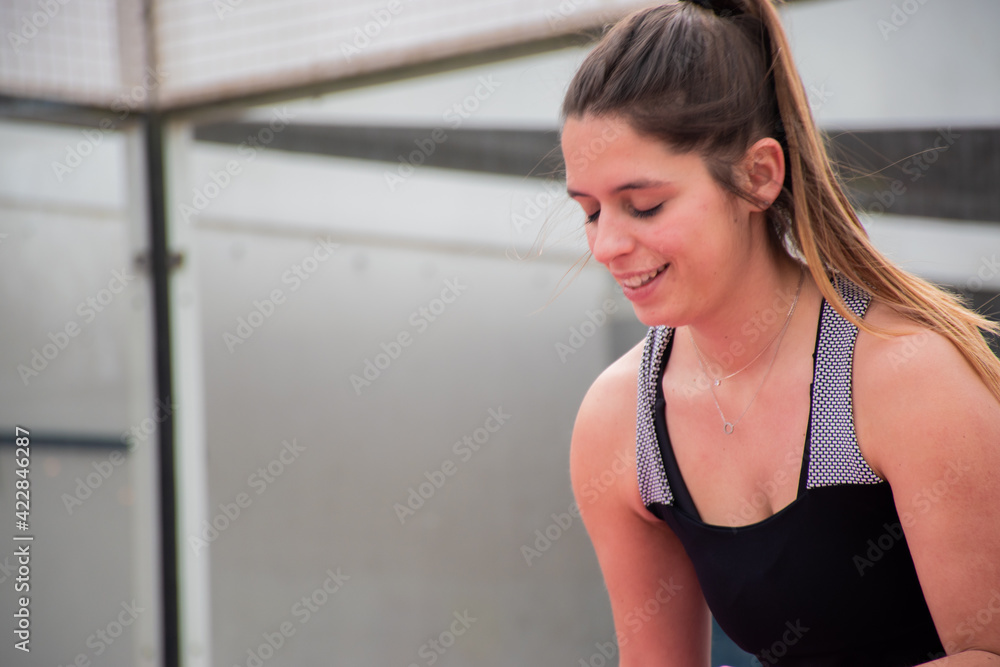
[714,379,721,387]
[723,422,735,434]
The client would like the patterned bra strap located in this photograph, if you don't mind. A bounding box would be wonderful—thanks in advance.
[804,278,883,489]
[636,326,674,507]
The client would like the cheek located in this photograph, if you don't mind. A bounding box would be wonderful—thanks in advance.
[674,202,730,255]
[645,225,682,259]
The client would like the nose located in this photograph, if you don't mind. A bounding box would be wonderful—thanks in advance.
[587,211,635,266]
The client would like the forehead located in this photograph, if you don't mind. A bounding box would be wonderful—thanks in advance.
[560,114,639,161]
[560,114,701,191]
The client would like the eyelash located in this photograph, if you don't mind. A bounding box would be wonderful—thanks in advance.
[633,204,662,219]
[584,204,663,225]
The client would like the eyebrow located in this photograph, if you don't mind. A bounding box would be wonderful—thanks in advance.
[566,179,670,198]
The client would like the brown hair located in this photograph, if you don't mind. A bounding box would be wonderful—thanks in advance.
[561,0,1000,400]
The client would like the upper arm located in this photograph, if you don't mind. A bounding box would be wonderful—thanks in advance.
[570,346,711,666]
[856,314,1000,657]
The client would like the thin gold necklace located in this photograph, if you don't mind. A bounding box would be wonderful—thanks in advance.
[688,269,804,434]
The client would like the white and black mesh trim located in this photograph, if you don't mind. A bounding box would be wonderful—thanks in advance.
[635,278,882,510]
[804,279,883,488]
[636,326,674,507]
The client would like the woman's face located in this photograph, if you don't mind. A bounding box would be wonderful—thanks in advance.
[561,113,754,328]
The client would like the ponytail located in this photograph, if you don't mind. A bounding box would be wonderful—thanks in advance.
[746,0,1000,400]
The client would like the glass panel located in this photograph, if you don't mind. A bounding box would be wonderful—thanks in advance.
[0,118,153,667]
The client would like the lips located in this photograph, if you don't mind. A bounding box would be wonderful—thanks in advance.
[619,263,669,289]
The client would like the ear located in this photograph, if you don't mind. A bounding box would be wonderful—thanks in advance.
[740,137,785,212]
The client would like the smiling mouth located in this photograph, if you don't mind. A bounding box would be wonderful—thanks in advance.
[621,264,669,289]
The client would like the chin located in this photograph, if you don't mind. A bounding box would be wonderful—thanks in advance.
[630,303,685,329]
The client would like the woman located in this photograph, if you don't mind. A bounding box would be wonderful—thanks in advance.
[560,1,1000,665]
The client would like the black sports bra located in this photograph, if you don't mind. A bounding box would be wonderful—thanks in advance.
[635,279,944,666]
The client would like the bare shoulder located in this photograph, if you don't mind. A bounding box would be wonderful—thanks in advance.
[575,336,646,438]
[854,299,1000,478]
[570,335,651,519]
[855,299,991,402]
[855,299,970,389]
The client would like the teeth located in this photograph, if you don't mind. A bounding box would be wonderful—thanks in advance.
[622,264,667,288]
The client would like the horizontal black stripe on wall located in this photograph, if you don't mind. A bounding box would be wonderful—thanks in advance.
[826,127,1000,224]
[195,122,1000,223]
[0,430,128,449]
[194,122,564,181]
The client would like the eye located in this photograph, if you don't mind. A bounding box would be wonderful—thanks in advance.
[585,210,600,225]
[631,204,662,219]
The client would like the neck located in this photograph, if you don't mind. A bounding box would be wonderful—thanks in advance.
[686,253,805,379]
